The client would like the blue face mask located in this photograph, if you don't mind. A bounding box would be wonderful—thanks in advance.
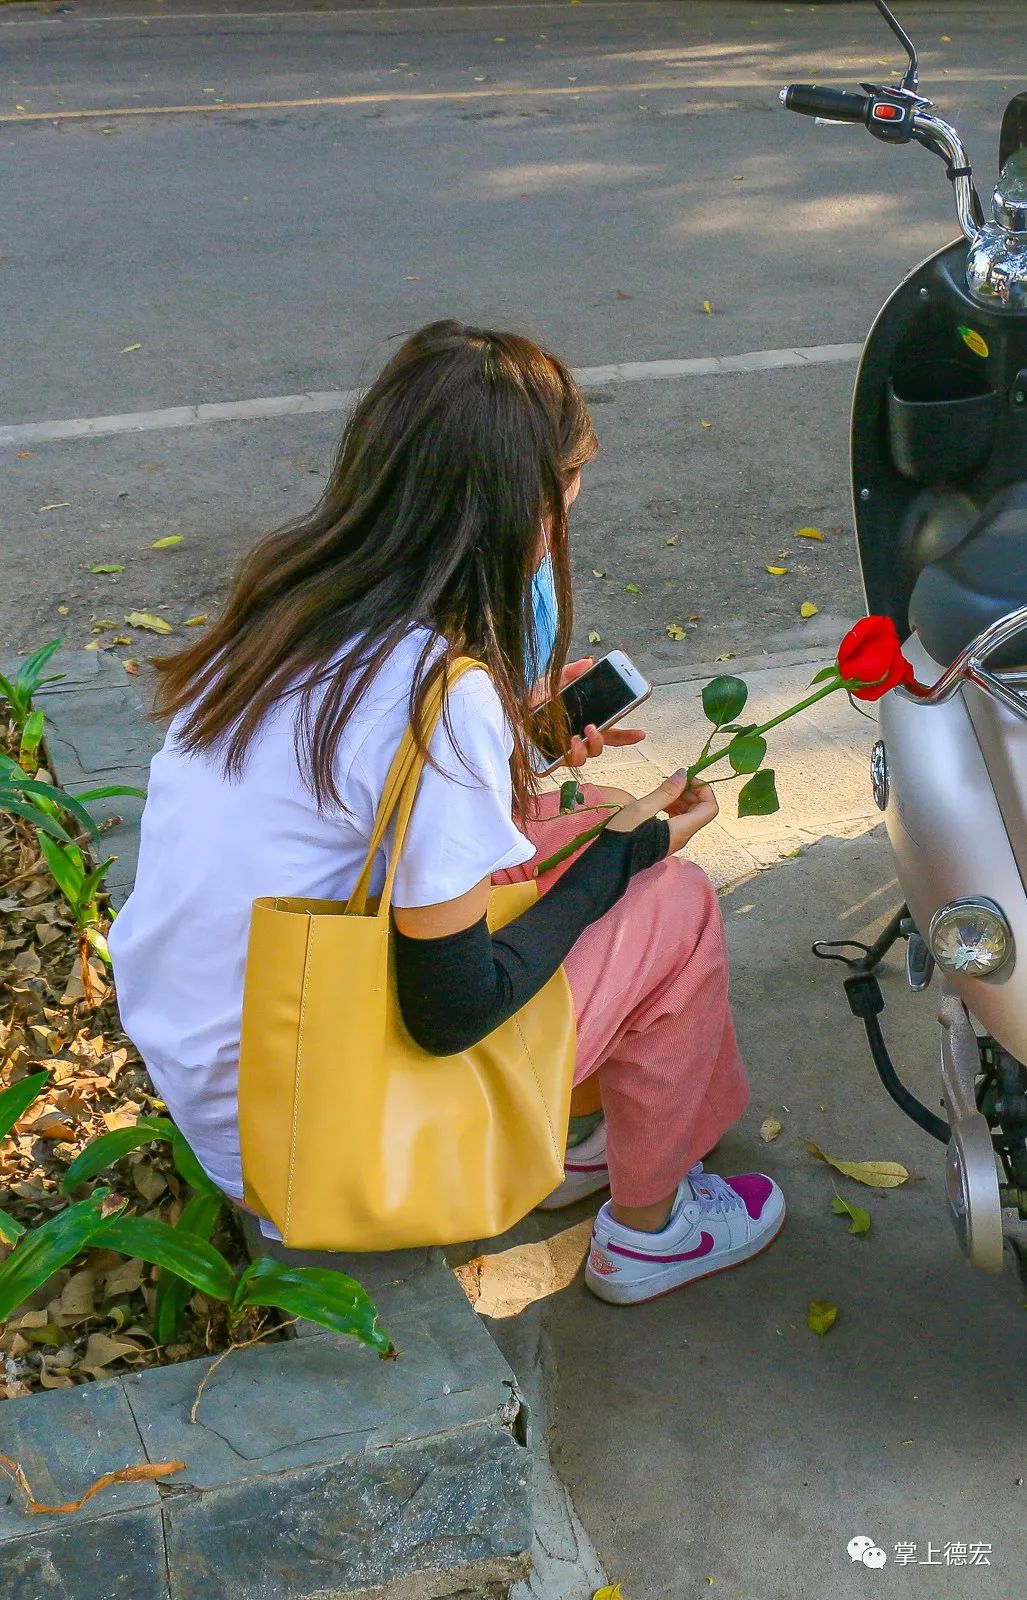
[527,553,559,681]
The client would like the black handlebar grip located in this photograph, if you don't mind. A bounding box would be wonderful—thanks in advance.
[781,84,871,123]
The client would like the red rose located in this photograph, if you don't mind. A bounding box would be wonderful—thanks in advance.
[837,615,916,702]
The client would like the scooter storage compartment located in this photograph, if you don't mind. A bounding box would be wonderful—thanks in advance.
[887,360,997,483]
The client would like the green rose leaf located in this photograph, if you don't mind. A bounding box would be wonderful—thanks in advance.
[737,768,780,817]
[727,733,767,774]
[701,675,748,728]
[810,665,840,685]
[559,778,584,815]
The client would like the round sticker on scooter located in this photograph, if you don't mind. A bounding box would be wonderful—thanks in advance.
[957,325,990,359]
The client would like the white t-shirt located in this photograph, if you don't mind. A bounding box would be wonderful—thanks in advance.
[108,629,534,1210]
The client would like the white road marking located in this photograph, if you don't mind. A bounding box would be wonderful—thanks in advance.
[1,2,642,27]
[0,343,862,449]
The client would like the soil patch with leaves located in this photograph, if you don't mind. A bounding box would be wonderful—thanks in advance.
[0,726,280,1400]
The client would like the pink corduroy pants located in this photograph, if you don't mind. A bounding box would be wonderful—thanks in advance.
[493,785,750,1208]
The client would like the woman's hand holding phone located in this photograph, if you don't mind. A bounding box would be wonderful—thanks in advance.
[554,657,647,768]
[605,770,719,853]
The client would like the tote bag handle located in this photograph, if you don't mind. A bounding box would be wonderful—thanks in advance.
[345,656,483,917]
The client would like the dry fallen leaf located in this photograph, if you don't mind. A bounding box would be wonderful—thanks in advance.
[39,503,71,514]
[183,614,208,627]
[800,602,819,619]
[830,1192,871,1235]
[807,1300,838,1336]
[90,564,125,574]
[805,1141,909,1188]
[766,565,788,577]
[624,583,642,595]
[119,343,143,355]
[17,450,31,459]
[702,299,713,314]
[587,630,602,645]
[760,1117,782,1143]
[592,569,606,579]
[56,604,69,616]
[666,623,687,641]
[59,1269,96,1321]
[83,1331,143,1371]
[151,536,182,550]
[700,420,713,428]
[593,1587,626,1600]
[104,1259,146,1298]
[123,659,139,675]
[124,611,174,635]
[666,536,678,546]
[795,527,825,541]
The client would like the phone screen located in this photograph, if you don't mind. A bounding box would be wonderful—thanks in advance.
[533,658,641,761]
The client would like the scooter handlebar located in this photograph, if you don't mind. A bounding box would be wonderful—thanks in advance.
[780,84,871,123]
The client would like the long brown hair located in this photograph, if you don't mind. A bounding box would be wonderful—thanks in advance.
[154,320,598,814]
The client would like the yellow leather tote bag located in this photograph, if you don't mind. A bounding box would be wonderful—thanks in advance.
[238,658,577,1251]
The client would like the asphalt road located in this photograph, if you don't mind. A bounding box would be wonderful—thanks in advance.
[1,0,1022,672]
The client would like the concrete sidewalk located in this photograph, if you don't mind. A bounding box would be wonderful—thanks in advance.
[491,650,1027,1600]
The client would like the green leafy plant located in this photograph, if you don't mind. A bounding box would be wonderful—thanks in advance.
[0,638,66,733]
[64,1117,227,1345]
[0,1072,50,1246]
[57,1119,392,1353]
[38,834,117,969]
[1,1101,391,1357]
[1,746,144,984]
[0,1190,128,1324]
[0,1203,391,1356]
[18,709,45,774]
[0,749,144,849]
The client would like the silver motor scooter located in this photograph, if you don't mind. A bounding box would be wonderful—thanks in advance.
[781,1,1027,1282]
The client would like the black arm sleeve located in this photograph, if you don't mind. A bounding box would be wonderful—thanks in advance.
[392,818,670,1055]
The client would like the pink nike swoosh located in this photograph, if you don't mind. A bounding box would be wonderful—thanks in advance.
[605,1230,715,1265]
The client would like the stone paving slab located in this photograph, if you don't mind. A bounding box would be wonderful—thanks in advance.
[2,1505,169,1600]
[124,1262,521,1487]
[0,1270,532,1600]
[163,1424,530,1600]
[0,1379,162,1541]
[0,1381,169,1600]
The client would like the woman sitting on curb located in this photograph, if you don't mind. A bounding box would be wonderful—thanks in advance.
[110,320,784,1305]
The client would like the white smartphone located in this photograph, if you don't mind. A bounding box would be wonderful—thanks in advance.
[534,649,653,773]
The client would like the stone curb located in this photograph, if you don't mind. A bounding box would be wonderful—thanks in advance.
[0,1260,532,1600]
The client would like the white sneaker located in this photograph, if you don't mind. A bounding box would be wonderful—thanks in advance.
[585,1162,785,1305]
[536,1119,610,1211]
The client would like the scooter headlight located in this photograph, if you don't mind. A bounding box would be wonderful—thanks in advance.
[928,898,1013,978]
